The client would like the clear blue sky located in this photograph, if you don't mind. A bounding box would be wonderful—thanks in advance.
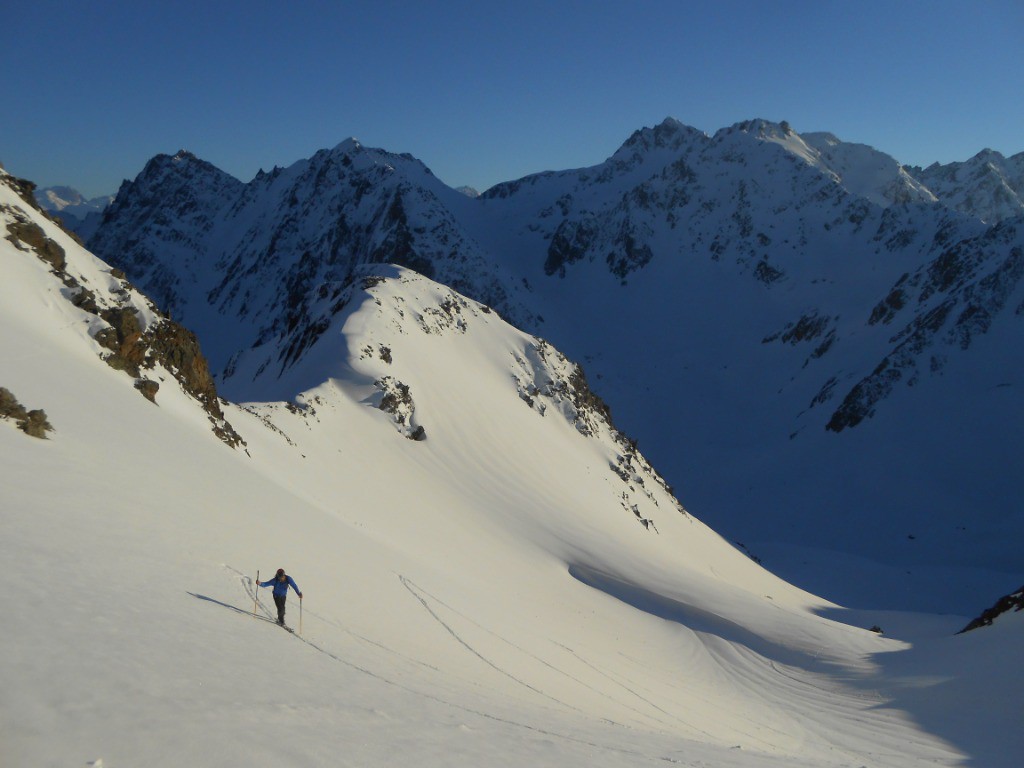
[3,0,1022,198]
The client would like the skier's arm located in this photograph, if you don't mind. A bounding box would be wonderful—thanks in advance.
[288,576,302,598]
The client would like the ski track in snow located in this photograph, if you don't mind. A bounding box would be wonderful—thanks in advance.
[218,566,722,765]
[232,561,950,765]
[397,575,733,735]
[551,641,695,728]
[399,573,713,732]
[237,557,708,737]
[219,565,956,767]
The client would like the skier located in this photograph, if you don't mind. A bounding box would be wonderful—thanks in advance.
[258,568,302,626]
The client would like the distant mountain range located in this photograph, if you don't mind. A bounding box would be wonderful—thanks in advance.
[85,118,1024,609]
[34,185,113,240]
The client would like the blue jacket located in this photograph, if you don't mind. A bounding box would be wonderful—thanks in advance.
[260,574,301,598]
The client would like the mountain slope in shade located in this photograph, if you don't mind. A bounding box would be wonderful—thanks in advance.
[448,119,1024,609]
[4,165,1023,767]
[87,119,1024,610]
[88,141,537,369]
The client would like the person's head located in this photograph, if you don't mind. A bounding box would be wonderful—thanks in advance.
[276,568,286,580]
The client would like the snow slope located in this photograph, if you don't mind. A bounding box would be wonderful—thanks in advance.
[3,167,1022,767]
[86,120,1024,611]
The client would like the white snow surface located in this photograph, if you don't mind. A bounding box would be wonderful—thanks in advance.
[2,169,1022,767]
[802,132,937,207]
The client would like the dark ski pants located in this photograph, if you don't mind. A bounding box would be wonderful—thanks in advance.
[273,594,287,624]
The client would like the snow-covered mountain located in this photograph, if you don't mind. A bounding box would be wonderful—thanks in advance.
[800,132,937,207]
[87,119,1024,612]
[908,149,1024,224]
[465,120,1024,610]
[90,143,536,372]
[5,163,1022,768]
[34,184,113,239]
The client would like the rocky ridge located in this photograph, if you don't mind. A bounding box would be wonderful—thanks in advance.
[90,141,536,375]
[2,169,242,447]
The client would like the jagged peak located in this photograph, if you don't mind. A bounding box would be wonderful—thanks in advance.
[331,137,362,154]
[968,148,1007,168]
[714,118,798,142]
[137,149,234,184]
[921,148,1011,175]
[615,117,706,156]
[972,147,1004,160]
[302,137,436,181]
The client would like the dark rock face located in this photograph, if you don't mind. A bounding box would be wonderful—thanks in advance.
[146,320,230,420]
[546,216,598,277]
[869,282,908,325]
[959,586,1024,633]
[376,375,424,440]
[825,225,1024,432]
[97,306,147,376]
[135,379,160,403]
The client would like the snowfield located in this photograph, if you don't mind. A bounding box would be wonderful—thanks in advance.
[85,120,1024,613]
[1,168,1021,767]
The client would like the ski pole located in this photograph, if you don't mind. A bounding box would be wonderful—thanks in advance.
[299,595,303,636]
[253,570,259,616]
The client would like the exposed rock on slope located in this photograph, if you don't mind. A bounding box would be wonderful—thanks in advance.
[0,386,53,438]
[826,220,1024,431]
[226,262,685,534]
[959,585,1024,633]
[1,169,243,447]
